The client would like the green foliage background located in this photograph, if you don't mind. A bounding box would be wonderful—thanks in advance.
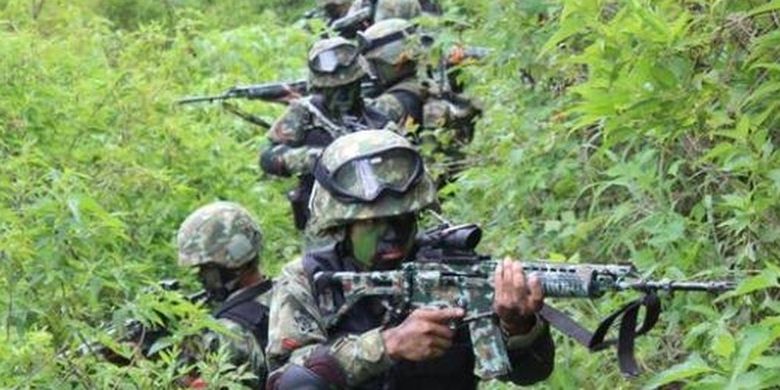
[0,0,778,388]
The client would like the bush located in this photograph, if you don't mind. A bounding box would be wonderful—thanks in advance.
[1,0,777,388]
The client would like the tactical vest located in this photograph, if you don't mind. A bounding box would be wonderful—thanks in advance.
[213,279,274,349]
[302,247,479,390]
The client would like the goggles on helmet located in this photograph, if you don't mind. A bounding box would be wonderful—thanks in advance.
[309,43,360,74]
[357,25,417,54]
[314,147,424,203]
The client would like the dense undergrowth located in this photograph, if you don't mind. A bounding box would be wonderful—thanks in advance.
[1,0,778,388]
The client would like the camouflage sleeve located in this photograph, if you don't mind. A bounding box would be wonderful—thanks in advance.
[202,318,267,386]
[368,93,408,125]
[267,101,310,145]
[501,314,555,385]
[266,260,395,386]
[259,100,323,177]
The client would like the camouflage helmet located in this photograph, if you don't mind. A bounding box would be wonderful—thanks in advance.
[177,201,263,269]
[308,37,366,89]
[308,129,437,235]
[359,18,421,67]
[374,0,422,22]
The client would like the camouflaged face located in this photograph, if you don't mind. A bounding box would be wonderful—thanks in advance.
[362,18,420,66]
[177,201,262,269]
[308,37,366,89]
[374,0,422,22]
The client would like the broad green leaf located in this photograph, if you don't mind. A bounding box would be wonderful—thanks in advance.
[731,325,780,377]
[715,268,780,302]
[643,353,714,389]
[711,328,735,359]
[747,0,780,17]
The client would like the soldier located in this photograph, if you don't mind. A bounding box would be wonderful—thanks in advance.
[177,201,274,387]
[360,18,481,181]
[317,0,353,24]
[346,0,439,25]
[265,130,555,389]
[259,37,389,231]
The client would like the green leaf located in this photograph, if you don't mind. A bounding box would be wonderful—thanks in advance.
[643,353,714,389]
[747,0,780,17]
[715,267,780,302]
[711,328,735,359]
[731,325,780,378]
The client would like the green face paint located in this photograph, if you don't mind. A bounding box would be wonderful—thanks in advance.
[347,214,417,270]
[349,219,386,268]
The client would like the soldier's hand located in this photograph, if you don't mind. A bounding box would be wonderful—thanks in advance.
[382,308,464,361]
[493,257,544,336]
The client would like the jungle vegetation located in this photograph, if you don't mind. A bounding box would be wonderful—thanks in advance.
[1,0,778,388]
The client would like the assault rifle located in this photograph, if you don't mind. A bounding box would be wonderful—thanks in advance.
[315,223,735,379]
[177,80,309,106]
[330,6,373,36]
[76,279,208,365]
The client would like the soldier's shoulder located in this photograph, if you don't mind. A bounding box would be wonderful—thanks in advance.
[274,257,312,296]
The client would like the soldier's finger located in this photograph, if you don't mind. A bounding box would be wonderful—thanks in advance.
[502,258,514,302]
[429,335,454,352]
[415,307,464,323]
[527,273,544,312]
[423,321,456,339]
[494,262,504,305]
[512,261,528,303]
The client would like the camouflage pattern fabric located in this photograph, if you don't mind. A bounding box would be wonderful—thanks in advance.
[347,0,423,22]
[367,77,426,127]
[318,260,552,378]
[374,0,422,22]
[266,259,395,386]
[361,18,422,68]
[200,285,274,387]
[307,130,437,235]
[308,38,366,89]
[266,257,551,386]
[177,201,263,269]
[263,96,372,178]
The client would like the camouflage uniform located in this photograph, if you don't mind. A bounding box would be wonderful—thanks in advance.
[266,131,555,389]
[317,0,353,24]
[360,19,480,182]
[177,201,273,387]
[260,37,389,230]
[347,0,440,23]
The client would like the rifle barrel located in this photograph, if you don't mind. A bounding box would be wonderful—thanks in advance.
[176,95,228,105]
[622,280,735,293]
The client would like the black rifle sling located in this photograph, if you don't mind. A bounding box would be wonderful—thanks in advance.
[214,280,274,348]
[540,293,661,377]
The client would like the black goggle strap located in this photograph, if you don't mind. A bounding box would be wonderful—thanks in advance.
[357,25,417,54]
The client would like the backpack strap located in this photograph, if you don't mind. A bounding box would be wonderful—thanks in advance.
[214,280,274,348]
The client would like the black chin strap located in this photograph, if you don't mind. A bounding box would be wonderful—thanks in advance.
[540,293,661,377]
